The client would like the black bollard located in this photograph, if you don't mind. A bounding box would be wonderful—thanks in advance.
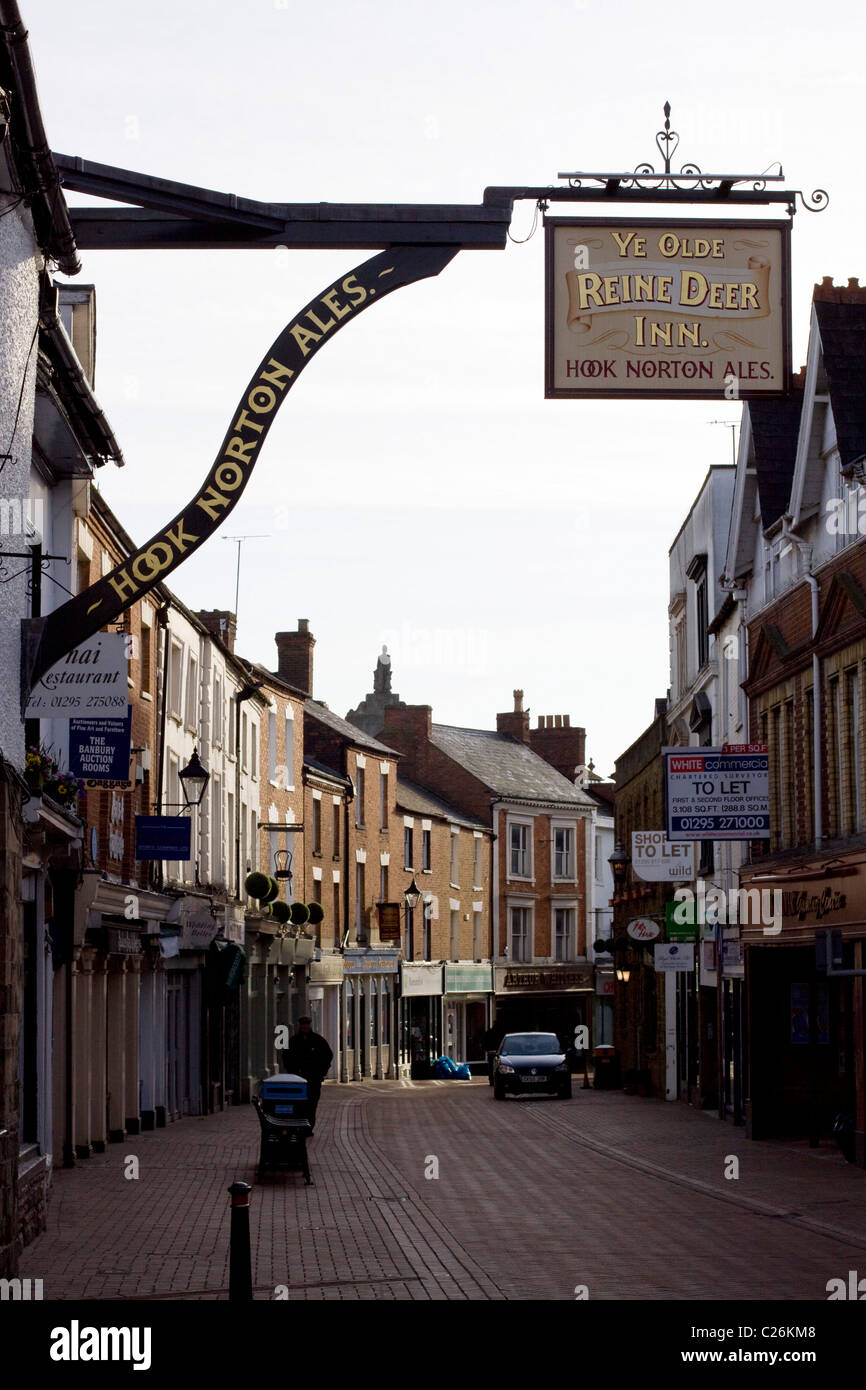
[228,1180,253,1301]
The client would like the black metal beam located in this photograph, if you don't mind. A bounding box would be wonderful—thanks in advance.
[67,207,509,251]
[54,152,511,249]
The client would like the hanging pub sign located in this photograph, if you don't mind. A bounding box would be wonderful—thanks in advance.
[545,219,791,399]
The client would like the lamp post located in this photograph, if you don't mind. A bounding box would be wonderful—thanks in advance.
[178,747,210,807]
[402,877,422,1077]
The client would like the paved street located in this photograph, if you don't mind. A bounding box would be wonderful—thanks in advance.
[20,1080,866,1301]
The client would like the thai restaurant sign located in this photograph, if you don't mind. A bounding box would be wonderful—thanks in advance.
[545,219,790,399]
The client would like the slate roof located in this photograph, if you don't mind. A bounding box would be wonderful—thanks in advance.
[430,724,595,806]
[747,387,803,529]
[305,700,400,757]
[396,775,490,833]
[303,756,351,788]
[814,294,866,471]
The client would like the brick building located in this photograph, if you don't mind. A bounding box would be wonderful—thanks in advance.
[611,700,670,1097]
[724,279,866,1161]
[379,688,597,1045]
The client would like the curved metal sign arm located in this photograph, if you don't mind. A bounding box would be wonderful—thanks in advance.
[22,244,458,701]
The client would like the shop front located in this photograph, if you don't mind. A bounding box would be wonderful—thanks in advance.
[443,965,493,1071]
[741,855,865,1161]
[341,950,399,1081]
[307,953,344,1079]
[398,963,443,1079]
[493,964,594,1050]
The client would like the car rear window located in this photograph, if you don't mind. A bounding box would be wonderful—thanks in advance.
[502,1033,561,1055]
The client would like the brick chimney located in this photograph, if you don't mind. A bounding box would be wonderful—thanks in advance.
[528,712,586,781]
[275,619,315,695]
[382,704,432,747]
[197,609,237,653]
[496,689,530,744]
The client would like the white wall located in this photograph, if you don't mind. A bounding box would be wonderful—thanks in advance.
[0,199,40,763]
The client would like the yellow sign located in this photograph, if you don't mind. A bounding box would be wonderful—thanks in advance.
[546,219,790,398]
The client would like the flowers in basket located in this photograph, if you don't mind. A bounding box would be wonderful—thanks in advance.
[25,746,80,805]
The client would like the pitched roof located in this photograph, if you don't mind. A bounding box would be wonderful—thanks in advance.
[305,699,400,757]
[747,387,803,529]
[396,775,490,832]
[430,724,594,806]
[814,290,866,471]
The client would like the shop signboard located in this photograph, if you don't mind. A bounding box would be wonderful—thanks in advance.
[25,633,128,720]
[135,815,192,860]
[665,902,697,942]
[631,830,696,881]
[343,951,399,975]
[444,965,494,994]
[69,707,132,781]
[546,220,790,399]
[376,902,402,943]
[654,942,695,972]
[663,745,770,840]
[401,963,444,997]
[627,916,661,942]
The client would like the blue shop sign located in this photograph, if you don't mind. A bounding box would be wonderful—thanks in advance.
[69,707,132,782]
[135,815,192,860]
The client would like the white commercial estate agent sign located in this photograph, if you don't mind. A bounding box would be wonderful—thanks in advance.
[25,632,128,720]
[663,744,770,841]
[631,830,696,881]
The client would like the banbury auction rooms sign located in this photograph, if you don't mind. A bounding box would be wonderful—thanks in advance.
[545,219,790,399]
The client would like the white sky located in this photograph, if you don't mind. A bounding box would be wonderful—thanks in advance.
[27,0,865,775]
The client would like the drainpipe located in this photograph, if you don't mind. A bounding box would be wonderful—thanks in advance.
[153,604,170,893]
[784,527,822,848]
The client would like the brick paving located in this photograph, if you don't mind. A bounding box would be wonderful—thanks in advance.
[19,1079,866,1301]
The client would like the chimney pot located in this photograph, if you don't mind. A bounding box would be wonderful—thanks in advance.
[555,714,562,728]
[298,618,309,633]
[564,714,570,728]
[513,689,524,713]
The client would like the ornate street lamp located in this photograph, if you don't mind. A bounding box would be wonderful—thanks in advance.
[608,840,631,886]
[178,747,210,807]
[403,876,422,911]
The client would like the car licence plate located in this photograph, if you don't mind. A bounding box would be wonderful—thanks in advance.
[275,1103,294,1114]
[521,1074,547,1083]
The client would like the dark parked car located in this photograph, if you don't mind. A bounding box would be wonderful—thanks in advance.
[492,1032,571,1100]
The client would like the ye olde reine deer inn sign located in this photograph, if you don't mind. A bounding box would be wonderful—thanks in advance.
[21,105,826,694]
[545,219,790,398]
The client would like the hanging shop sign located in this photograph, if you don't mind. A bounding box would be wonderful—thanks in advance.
[654,942,695,972]
[631,830,696,881]
[376,902,403,943]
[545,219,790,400]
[24,632,128,720]
[663,744,770,841]
[135,815,192,860]
[665,902,697,942]
[69,706,132,781]
[627,917,661,942]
